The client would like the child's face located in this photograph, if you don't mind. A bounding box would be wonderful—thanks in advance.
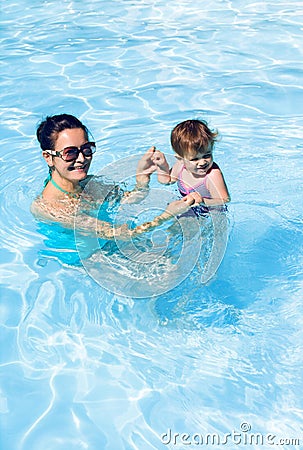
[179,149,213,177]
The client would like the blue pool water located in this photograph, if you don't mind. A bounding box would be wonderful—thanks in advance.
[1,1,303,449]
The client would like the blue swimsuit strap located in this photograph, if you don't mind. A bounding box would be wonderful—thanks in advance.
[43,173,52,188]
[44,175,79,198]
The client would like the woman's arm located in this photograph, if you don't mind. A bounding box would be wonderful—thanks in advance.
[135,146,159,188]
[96,194,198,238]
[31,197,132,239]
[135,147,177,186]
[151,150,171,184]
[131,194,197,235]
[31,193,197,240]
[122,147,172,204]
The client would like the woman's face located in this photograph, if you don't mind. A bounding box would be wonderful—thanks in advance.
[45,128,93,183]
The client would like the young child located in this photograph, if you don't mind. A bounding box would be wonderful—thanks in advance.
[135,119,230,215]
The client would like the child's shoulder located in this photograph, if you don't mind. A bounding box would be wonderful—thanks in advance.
[206,162,225,186]
[208,162,222,175]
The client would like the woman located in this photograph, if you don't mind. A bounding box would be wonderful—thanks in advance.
[31,114,197,238]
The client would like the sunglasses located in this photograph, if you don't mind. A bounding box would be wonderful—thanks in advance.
[45,142,96,162]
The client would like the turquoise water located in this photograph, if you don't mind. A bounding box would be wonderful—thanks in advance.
[1,1,303,449]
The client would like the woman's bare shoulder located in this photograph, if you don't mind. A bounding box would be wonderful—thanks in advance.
[31,196,52,218]
[30,196,74,226]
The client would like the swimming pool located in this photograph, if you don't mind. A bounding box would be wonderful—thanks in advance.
[1,0,303,449]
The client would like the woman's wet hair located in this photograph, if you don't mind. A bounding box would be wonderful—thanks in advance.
[37,114,89,150]
[170,119,219,157]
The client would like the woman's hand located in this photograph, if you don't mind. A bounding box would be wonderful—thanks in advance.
[164,194,199,215]
[151,149,170,172]
[136,146,171,186]
[185,191,203,206]
[136,146,158,182]
[152,150,171,184]
[131,193,200,236]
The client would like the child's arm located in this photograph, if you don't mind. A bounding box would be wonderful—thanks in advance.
[203,165,230,206]
[153,155,183,185]
[168,159,182,184]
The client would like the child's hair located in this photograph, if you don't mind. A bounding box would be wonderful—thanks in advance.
[170,119,219,157]
[37,114,89,151]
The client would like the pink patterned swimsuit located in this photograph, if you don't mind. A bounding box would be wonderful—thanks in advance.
[177,165,226,216]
